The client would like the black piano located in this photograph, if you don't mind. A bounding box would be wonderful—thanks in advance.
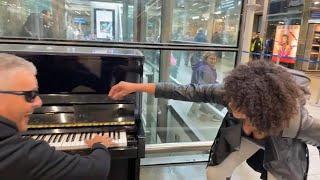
[3,44,145,180]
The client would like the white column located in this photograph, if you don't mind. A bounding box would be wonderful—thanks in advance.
[239,0,258,63]
[259,0,270,60]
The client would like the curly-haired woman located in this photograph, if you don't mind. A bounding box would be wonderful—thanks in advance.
[108,60,320,180]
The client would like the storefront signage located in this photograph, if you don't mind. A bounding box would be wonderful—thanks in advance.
[220,0,236,11]
[94,9,115,40]
[272,25,300,64]
[288,0,303,7]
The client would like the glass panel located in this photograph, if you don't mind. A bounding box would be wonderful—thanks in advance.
[266,0,303,68]
[142,50,235,144]
[170,50,234,84]
[0,0,241,46]
[0,0,135,41]
[145,0,161,43]
[142,49,160,144]
[168,50,234,142]
[171,0,242,46]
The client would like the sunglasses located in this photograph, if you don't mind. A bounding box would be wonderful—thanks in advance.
[0,90,39,103]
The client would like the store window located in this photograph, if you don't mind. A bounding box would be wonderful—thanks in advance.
[266,0,304,68]
[171,0,242,46]
[145,0,161,43]
[0,0,241,46]
[0,0,135,41]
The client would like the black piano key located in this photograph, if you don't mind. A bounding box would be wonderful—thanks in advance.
[84,133,88,140]
[80,133,83,141]
[117,131,120,139]
[50,134,57,143]
[34,135,39,140]
[36,135,42,140]
[41,135,46,140]
[48,135,54,143]
[108,131,111,137]
[71,134,75,142]
[113,131,115,138]
[89,133,92,139]
[53,134,58,143]
[66,134,71,142]
[102,132,104,136]
[58,134,63,142]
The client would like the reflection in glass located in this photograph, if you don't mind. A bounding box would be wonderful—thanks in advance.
[141,50,235,144]
[145,0,161,43]
[0,0,135,41]
[169,50,234,84]
[0,0,241,46]
[171,0,242,46]
[141,50,160,144]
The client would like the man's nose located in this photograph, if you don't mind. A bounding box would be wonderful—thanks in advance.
[242,123,253,135]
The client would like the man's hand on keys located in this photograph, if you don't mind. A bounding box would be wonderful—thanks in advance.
[85,135,116,148]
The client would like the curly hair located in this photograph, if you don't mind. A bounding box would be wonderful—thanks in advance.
[224,61,300,135]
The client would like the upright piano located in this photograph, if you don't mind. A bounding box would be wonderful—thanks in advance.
[2,44,145,180]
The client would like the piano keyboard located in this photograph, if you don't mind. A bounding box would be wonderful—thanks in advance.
[26,131,127,151]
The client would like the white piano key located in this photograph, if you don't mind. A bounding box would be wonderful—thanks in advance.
[120,131,127,146]
[110,131,114,139]
[43,135,51,142]
[92,133,98,139]
[32,130,127,151]
[115,132,119,140]
[49,134,60,148]
[31,135,38,140]
[57,134,69,151]
[74,133,81,142]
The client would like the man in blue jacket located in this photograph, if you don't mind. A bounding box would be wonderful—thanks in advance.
[0,53,113,180]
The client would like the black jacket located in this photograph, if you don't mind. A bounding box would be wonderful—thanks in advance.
[0,116,111,180]
[155,82,319,180]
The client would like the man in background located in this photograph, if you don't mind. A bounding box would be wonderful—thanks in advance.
[251,32,263,60]
[21,10,53,38]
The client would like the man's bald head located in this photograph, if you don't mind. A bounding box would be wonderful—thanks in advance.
[0,53,37,89]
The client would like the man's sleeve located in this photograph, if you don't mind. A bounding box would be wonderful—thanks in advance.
[155,82,227,105]
[25,140,111,180]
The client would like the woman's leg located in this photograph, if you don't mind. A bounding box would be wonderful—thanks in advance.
[206,138,261,180]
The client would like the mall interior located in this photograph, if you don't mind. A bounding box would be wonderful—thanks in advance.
[0,0,319,179]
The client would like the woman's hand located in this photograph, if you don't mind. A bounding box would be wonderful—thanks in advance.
[108,81,137,100]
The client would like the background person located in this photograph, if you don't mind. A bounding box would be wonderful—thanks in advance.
[21,10,53,38]
[250,32,263,60]
[188,51,219,120]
